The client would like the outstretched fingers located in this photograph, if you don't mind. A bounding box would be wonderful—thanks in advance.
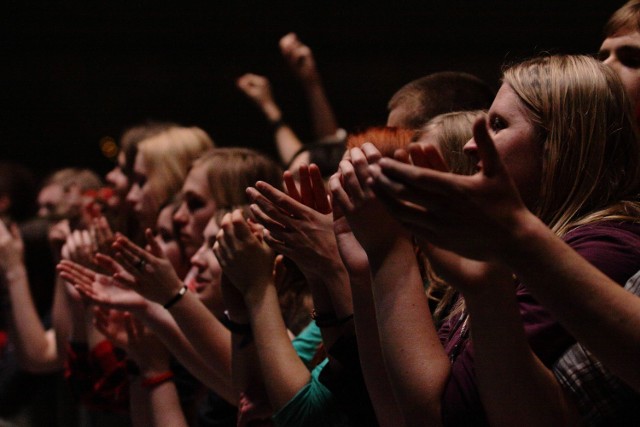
[408,143,449,172]
[329,172,354,213]
[309,164,332,214]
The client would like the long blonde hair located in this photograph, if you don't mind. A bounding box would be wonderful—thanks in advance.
[417,110,484,176]
[138,126,214,209]
[504,55,640,237]
[434,55,640,323]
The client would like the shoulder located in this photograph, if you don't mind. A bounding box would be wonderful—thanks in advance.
[563,221,640,286]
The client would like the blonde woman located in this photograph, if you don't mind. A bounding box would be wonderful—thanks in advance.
[335,55,640,426]
[126,126,213,230]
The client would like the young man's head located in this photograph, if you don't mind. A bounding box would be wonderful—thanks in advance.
[386,71,494,130]
[599,1,640,115]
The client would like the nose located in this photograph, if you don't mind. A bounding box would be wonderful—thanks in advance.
[126,183,141,206]
[189,244,207,270]
[173,201,189,227]
[105,167,118,186]
[463,137,477,156]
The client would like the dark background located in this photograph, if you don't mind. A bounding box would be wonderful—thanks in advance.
[0,1,626,179]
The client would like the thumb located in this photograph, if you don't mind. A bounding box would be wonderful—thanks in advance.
[472,117,503,178]
[145,228,165,258]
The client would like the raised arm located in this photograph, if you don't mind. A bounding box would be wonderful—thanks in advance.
[236,73,304,165]
[369,117,640,392]
[124,312,188,427]
[0,221,60,372]
[61,259,237,403]
[331,200,405,427]
[280,33,340,141]
[247,164,352,350]
[213,210,311,411]
[331,144,449,426]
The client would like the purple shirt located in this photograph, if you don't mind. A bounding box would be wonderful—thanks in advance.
[438,221,640,426]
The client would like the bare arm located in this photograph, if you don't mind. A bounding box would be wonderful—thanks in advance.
[236,72,304,165]
[0,221,63,372]
[332,146,449,426]
[369,118,640,392]
[214,210,311,411]
[332,210,405,427]
[247,164,353,350]
[280,33,340,140]
[126,313,188,427]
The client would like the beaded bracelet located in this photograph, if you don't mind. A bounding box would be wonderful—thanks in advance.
[141,371,174,388]
[163,285,188,310]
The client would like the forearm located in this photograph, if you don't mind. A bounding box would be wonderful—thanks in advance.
[275,126,304,166]
[6,266,60,371]
[301,80,339,140]
[304,262,353,350]
[141,302,236,404]
[349,269,405,427]
[245,283,311,410]
[129,377,154,427]
[504,214,640,390]
[166,292,233,390]
[131,373,187,427]
[230,323,272,419]
[370,238,448,426]
[465,286,580,427]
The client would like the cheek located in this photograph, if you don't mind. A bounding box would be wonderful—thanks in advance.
[162,242,182,270]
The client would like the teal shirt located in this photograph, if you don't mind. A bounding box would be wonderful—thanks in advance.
[273,321,352,427]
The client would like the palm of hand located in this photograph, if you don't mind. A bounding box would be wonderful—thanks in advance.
[127,257,181,305]
[94,274,149,312]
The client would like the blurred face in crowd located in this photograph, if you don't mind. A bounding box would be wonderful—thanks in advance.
[105,151,130,210]
[599,31,640,114]
[186,217,222,315]
[173,163,217,260]
[126,152,162,231]
[154,203,189,280]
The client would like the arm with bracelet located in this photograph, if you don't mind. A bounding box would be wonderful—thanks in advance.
[247,164,354,352]
[213,210,312,413]
[124,312,187,427]
[236,73,304,166]
[107,230,234,397]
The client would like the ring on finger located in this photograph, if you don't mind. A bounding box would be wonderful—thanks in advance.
[134,258,147,270]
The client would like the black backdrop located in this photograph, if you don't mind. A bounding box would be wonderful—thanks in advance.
[0,1,626,179]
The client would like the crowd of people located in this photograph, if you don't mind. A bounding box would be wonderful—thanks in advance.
[1,2,640,426]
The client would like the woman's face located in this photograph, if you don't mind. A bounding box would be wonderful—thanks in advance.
[154,204,189,280]
[463,83,543,208]
[126,152,163,230]
[105,152,129,210]
[186,217,222,315]
[173,164,217,260]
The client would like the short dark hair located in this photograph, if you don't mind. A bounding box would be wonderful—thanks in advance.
[604,0,640,37]
[388,71,494,130]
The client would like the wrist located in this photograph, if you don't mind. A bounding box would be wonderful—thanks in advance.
[4,263,27,281]
[162,285,188,310]
[300,73,322,87]
[502,210,546,267]
[139,369,174,388]
[263,103,282,123]
[224,308,249,325]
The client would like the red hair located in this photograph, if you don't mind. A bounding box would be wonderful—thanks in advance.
[346,126,414,157]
